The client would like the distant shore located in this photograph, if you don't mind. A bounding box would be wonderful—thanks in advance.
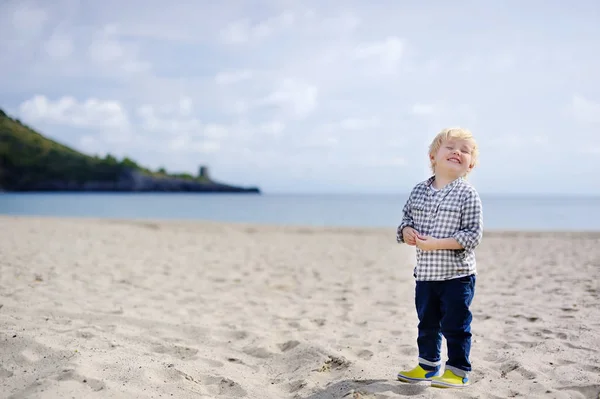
[0,168,261,194]
[1,215,599,398]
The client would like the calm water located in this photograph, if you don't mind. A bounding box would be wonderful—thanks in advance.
[1,193,600,231]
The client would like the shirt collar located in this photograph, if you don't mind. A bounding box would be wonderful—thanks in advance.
[426,175,464,192]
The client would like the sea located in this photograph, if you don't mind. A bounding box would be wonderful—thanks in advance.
[1,192,600,231]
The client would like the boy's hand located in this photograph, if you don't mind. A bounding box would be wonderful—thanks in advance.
[402,227,418,246]
[415,234,439,251]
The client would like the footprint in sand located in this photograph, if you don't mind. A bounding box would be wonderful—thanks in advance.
[515,340,540,349]
[356,349,374,360]
[200,358,224,368]
[152,344,199,360]
[198,374,248,397]
[558,384,600,399]
[499,360,537,380]
[550,359,576,367]
[312,318,327,327]
[5,336,98,397]
[560,306,579,313]
[582,364,600,374]
[288,321,302,329]
[288,379,307,393]
[374,300,396,307]
[55,368,106,392]
[278,340,300,352]
[166,367,248,397]
[243,346,273,359]
[549,331,568,340]
[75,330,95,339]
[315,355,352,372]
[511,314,540,323]
[398,345,415,357]
[564,342,597,352]
[539,329,568,340]
[0,367,14,378]
[227,330,250,341]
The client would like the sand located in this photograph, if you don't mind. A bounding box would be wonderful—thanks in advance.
[1,215,599,399]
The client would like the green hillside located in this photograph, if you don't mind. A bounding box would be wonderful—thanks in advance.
[0,108,258,192]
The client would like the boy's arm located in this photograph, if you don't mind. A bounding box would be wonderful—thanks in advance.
[433,237,464,250]
[396,194,414,244]
[444,189,483,251]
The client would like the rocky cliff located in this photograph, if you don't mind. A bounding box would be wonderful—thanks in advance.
[20,167,260,193]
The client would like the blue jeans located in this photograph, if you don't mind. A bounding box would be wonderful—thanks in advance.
[415,275,476,377]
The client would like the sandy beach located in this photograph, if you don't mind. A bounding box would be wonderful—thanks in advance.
[1,215,599,399]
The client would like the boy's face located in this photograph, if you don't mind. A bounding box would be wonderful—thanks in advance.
[431,138,475,177]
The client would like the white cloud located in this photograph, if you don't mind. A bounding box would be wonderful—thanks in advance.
[215,70,253,85]
[322,13,360,33]
[319,117,381,133]
[485,134,548,149]
[411,103,435,116]
[408,103,478,131]
[136,103,202,136]
[340,117,380,130]
[458,56,480,73]
[220,11,295,44]
[353,36,404,73]
[257,121,285,136]
[87,26,150,73]
[178,97,193,116]
[368,156,406,167]
[43,34,73,59]
[581,146,600,155]
[168,135,220,153]
[259,79,318,119]
[204,124,229,139]
[456,53,517,74]
[490,54,516,72]
[570,95,600,125]
[10,3,48,39]
[19,95,129,130]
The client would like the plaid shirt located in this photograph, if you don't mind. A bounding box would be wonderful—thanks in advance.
[397,176,483,281]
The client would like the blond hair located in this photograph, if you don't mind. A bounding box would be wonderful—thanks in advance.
[428,127,478,175]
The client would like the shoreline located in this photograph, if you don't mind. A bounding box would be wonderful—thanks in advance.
[2,214,600,235]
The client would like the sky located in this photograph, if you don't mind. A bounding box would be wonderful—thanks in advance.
[1,0,599,195]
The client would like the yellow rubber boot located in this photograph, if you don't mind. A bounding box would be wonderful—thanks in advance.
[430,369,470,388]
[397,365,440,383]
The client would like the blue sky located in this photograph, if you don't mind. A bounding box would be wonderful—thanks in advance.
[1,0,599,194]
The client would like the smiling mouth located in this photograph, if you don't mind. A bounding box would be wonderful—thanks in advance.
[447,157,461,164]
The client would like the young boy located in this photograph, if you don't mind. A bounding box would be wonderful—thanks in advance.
[396,127,483,388]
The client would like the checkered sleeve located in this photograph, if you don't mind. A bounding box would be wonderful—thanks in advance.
[396,191,415,244]
[452,188,483,251]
